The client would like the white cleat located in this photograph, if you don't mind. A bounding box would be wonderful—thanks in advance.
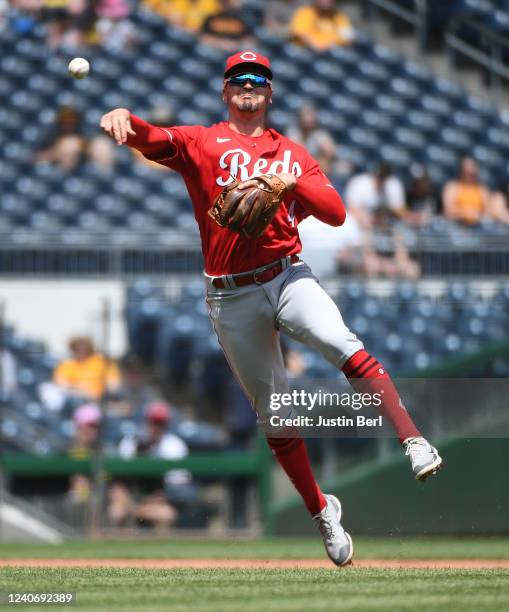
[313,494,353,567]
[403,437,443,481]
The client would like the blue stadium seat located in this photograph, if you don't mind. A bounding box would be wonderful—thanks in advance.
[419,94,453,117]
[404,109,440,134]
[148,41,182,63]
[451,110,485,134]
[327,45,361,69]
[299,77,333,101]
[346,127,381,153]
[29,211,62,231]
[393,127,426,151]
[358,110,396,135]
[343,77,377,102]
[356,59,391,85]
[162,75,200,99]
[329,94,363,118]
[387,77,421,101]
[313,60,345,83]
[316,109,348,135]
[78,212,111,231]
[374,94,407,118]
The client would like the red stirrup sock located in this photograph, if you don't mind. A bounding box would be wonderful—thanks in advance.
[266,435,326,516]
[342,349,421,444]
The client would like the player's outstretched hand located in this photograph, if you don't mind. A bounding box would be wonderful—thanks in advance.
[100,108,136,145]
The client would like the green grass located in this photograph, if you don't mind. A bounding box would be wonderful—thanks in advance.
[1,539,508,611]
[0,536,508,560]
[1,568,508,611]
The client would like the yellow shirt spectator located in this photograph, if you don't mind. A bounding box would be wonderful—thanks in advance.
[290,3,354,51]
[443,157,489,226]
[54,336,120,399]
[144,0,220,32]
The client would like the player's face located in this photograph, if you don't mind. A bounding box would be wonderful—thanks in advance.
[223,74,272,114]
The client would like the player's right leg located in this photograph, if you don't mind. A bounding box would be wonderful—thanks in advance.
[275,262,442,480]
[205,279,352,564]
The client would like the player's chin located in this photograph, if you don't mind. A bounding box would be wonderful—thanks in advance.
[236,99,262,113]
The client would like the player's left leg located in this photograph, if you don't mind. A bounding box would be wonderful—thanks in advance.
[276,263,442,480]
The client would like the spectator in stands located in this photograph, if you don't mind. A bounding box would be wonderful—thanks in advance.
[264,0,295,37]
[345,163,407,229]
[405,163,438,226]
[290,0,354,52]
[107,353,156,417]
[86,135,117,174]
[287,105,336,160]
[286,106,353,188]
[299,214,420,279]
[442,157,490,226]
[54,336,121,401]
[36,105,85,173]
[487,177,509,226]
[144,0,220,32]
[285,348,307,379]
[95,0,137,51]
[67,403,102,503]
[200,0,254,52]
[109,401,189,531]
[43,0,98,49]
[8,0,42,35]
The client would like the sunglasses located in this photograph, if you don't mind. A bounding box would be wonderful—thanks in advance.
[227,73,271,88]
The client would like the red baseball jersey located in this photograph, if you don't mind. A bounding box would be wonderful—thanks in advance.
[128,115,346,276]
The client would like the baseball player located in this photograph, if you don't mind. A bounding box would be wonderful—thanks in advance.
[101,50,442,566]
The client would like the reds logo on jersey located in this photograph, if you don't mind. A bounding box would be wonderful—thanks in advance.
[216,149,303,186]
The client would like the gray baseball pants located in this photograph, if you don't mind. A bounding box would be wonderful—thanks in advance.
[205,260,363,428]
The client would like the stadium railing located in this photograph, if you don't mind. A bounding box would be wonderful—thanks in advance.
[0,434,273,534]
[446,16,509,100]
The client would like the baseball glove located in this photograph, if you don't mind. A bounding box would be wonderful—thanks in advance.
[208,174,287,239]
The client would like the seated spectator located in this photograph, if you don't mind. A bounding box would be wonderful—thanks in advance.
[109,401,190,532]
[54,336,121,401]
[8,0,42,35]
[487,177,509,225]
[107,353,156,418]
[36,105,85,173]
[287,105,336,159]
[287,105,352,187]
[67,403,101,503]
[200,0,254,52]
[442,157,490,226]
[285,348,307,379]
[344,163,407,229]
[405,163,438,226]
[264,0,295,37]
[86,135,117,173]
[299,215,420,279]
[95,0,137,51]
[43,0,98,49]
[144,0,220,32]
[290,0,354,52]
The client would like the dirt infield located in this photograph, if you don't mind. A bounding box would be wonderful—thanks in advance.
[1,558,509,570]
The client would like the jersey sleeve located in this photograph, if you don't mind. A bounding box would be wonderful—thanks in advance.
[292,153,346,226]
[127,114,203,174]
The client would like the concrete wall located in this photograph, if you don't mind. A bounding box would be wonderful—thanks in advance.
[0,280,127,358]
[271,438,509,535]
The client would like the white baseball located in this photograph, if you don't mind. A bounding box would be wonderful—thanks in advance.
[68,57,90,79]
